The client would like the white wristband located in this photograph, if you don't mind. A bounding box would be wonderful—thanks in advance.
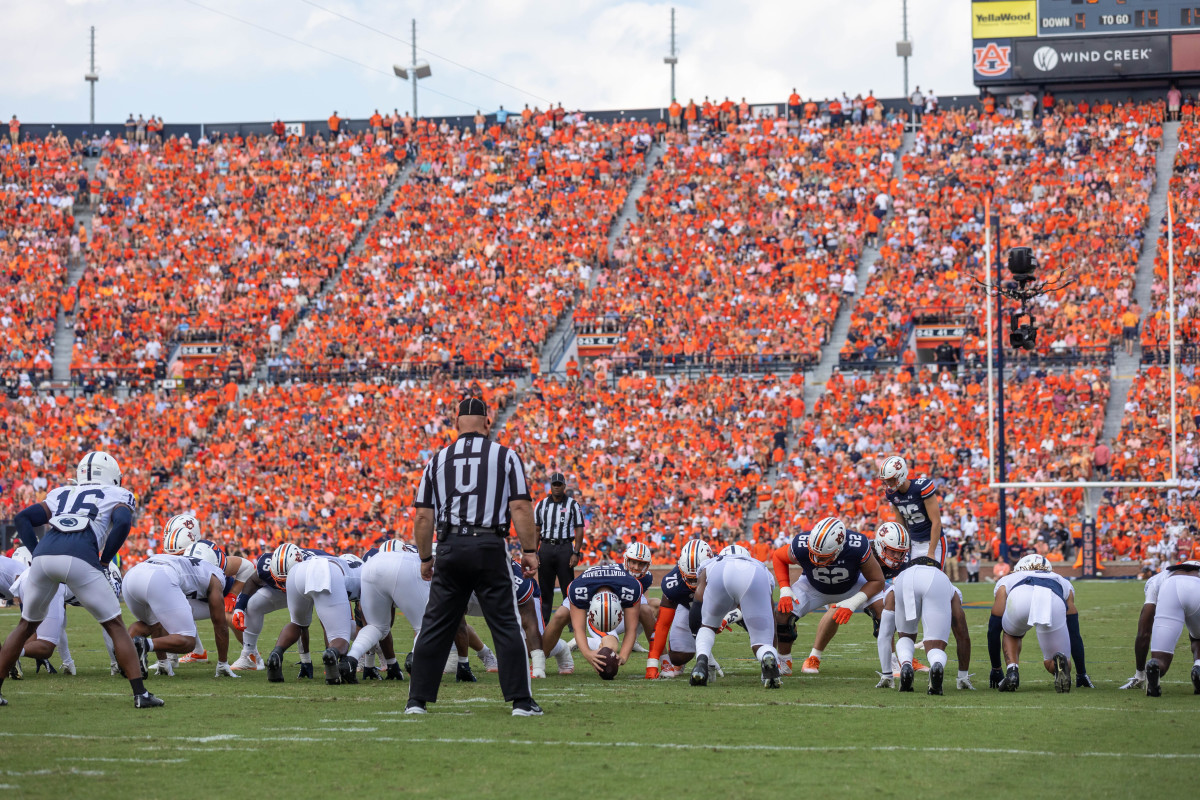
[780,587,795,599]
[646,658,659,669]
[838,591,869,613]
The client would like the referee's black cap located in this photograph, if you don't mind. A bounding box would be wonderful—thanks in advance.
[549,472,567,486]
[457,397,488,417]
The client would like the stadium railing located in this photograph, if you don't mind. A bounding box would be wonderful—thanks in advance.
[265,358,532,383]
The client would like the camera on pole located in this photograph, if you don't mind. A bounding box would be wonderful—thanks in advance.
[977,246,1076,352]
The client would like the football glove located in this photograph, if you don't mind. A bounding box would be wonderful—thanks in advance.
[36,658,58,674]
[989,667,1004,689]
[214,662,240,678]
[231,609,246,632]
[385,662,405,681]
[831,606,854,625]
[297,662,314,680]
[776,587,796,615]
[224,595,236,613]
[1076,673,1095,688]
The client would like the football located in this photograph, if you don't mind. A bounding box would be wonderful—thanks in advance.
[595,647,619,680]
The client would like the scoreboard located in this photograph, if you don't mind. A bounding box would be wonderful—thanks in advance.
[1037,1,1200,36]
[972,0,1200,83]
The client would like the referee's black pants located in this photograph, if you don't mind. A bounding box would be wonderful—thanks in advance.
[408,535,531,705]
[538,540,575,623]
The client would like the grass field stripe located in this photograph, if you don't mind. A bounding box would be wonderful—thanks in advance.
[58,757,189,764]
[395,737,1200,759]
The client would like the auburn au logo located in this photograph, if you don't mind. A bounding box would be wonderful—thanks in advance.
[973,42,1012,77]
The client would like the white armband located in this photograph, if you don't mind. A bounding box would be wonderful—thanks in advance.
[780,587,795,600]
[838,591,869,613]
[234,557,255,583]
[646,658,659,669]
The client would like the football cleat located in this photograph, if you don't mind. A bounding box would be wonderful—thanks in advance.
[339,655,359,685]
[479,649,499,673]
[899,662,915,692]
[927,662,944,695]
[554,646,574,675]
[566,638,579,652]
[8,660,22,680]
[801,655,821,674]
[0,693,6,706]
[957,673,977,690]
[659,660,683,679]
[761,652,782,689]
[60,660,77,676]
[875,673,894,689]
[231,652,265,671]
[1146,659,1162,698]
[690,654,710,687]
[110,661,122,676]
[178,649,208,664]
[266,650,284,683]
[153,659,175,677]
[1192,665,1200,695]
[297,662,314,680]
[403,700,427,715]
[512,700,544,717]
[913,656,929,672]
[456,661,477,683]
[1052,653,1071,694]
[322,649,342,685]
[1119,673,1147,690]
[385,662,405,681]
[1076,673,1095,689]
[131,636,150,679]
[134,692,165,709]
[362,666,383,681]
[998,665,1020,693]
[631,641,648,653]
[532,665,547,679]
[779,656,793,676]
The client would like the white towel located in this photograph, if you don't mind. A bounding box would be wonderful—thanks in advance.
[306,557,332,594]
[902,578,919,623]
[1028,586,1054,626]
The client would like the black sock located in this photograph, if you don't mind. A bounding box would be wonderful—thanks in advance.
[130,678,146,696]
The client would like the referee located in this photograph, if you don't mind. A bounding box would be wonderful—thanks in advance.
[404,397,543,717]
[533,472,584,623]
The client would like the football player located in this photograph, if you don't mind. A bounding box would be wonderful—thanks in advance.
[772,517,886,675]
[872,523,974,690]
[0,452,164,708]
[160,514,209,664]
[1119,565,1200,690]
[230,550,293,672]
[345,541,424,682]
[988,554,1087,693]
[565,542,656,655]
[690,544,781,688]
[122,542,236,678]
[1143,560,1200,697]
[646,539,714,680]
[1,547,75,676]
[879,456,944,566]
[541,562,645,678]
[264,543,357,685]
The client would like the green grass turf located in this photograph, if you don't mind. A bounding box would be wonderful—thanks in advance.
[1,580,1198,799]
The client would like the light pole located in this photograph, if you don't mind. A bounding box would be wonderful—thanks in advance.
[663,7,678,103]
[393,19,431,119]
[85,26,99,126]
[897,0,912,101]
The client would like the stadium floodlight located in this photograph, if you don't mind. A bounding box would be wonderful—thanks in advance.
[394,19,432,118]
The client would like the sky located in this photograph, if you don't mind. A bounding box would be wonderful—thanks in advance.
[3,0,974,124]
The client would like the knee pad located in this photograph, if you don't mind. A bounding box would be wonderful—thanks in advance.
[776,618,798,644]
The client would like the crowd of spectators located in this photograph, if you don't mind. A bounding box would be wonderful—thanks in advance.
[70,128,397,381]
[1,133,87,381]
[502,373,805,565]
[282,114,651,377]
[576,114,902,369]
[842,100,1162,366]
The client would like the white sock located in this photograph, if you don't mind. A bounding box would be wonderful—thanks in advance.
[458,656,469,665]
[192,635,205,655]
[243,630,260,651]
[146,638,155,653]
[897,637,915,667]
[808,648,823,659]
[1135,668,1147,679]
[477,645,492,658]
[1007,662,1019,671]
[958,669,969,680]
[877,610,896,674]
[1194,659,1200,668]
[58,630,73,664]
[695,627,716,660]
[299,651,312,665]
[928,648,948,670]
[531,650,546,673]
[549,640,569,658]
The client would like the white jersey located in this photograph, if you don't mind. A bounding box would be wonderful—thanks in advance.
[1144,570,1169,605]
[996,570,1074,603]
[0,556,28,603]
[699,552,776,589]
[145,553,223,600]
[43,482,137,554]
[336,555,362,603]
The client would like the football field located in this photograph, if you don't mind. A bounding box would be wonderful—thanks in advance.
[1,580,1197,799]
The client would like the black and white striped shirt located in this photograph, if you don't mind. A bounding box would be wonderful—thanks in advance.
[533,496,584,541]
[413,433,530,527]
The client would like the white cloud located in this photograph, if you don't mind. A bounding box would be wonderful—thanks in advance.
[0,0,974,124]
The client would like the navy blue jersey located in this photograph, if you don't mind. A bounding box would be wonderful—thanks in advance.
[789,530,872,596]
[637,571,653,593]
[508,560,536,604]
[567,564,643,609]
[885,478,936,542]
[362,547,380,562]
[659,566,695,609]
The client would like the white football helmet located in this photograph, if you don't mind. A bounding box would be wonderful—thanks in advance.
[339,553,363,566]
[379,539,406,553]
[184,541,226,571]
[873,522,911,570]
[623,541,652,576]
[720,543,751,559]
[163,514,201,554]
[587,590,623,634]
[77,451,121,486]
[808,517,847,567]
[1014,553,1051,572]
[677,539,713,588]
[268,543,307,587]
[878,455,909,491]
